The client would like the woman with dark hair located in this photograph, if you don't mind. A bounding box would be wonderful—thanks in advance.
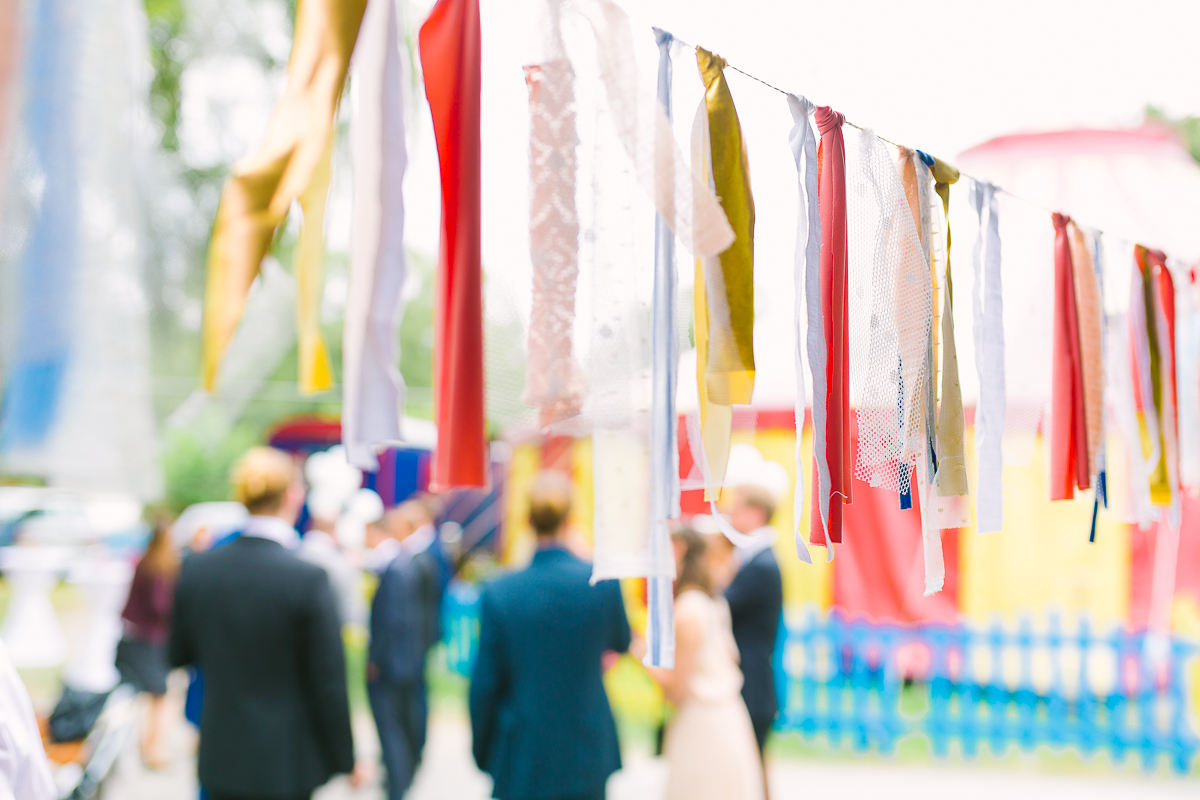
[646,528,763,800]
[115,516,179,768]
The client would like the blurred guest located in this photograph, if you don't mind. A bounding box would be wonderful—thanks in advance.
[170,447,361,800]
[365,518,402,575]
[0,639,56,800]
[115,516,179,769]
[367,500,447,799]
[470,471,630,800]
[300,500,366,627]
[646,529,763,800]
[714,484,784,781]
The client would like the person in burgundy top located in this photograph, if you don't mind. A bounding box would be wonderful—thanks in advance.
[116,516,179,769]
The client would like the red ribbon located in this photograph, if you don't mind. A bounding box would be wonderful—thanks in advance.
[420,0,487,489]
[810,106,850,545]
[1049,213,1089,499]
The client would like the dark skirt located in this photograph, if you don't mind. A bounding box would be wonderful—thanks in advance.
[115,637,169,695]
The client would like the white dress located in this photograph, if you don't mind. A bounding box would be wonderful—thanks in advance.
[663,590,764,800]
[0,640,56,800]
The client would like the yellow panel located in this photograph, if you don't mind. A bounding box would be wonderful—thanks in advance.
[502,442,541,567]
[570,436,595,545]
[959,433,1130,628]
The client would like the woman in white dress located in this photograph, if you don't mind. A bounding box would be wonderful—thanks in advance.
[648,529,764,800]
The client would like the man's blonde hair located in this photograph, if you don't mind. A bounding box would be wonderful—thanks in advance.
[232,447,297,515]
[731,483,777,525]
[528,471,572,536]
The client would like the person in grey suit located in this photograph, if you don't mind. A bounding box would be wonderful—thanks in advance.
[469,471,631,800]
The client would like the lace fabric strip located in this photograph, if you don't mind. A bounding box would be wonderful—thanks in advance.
[522,59,586,428]
[969,179,1006,533]
[572,2,733,259]
[786,93,818,565]
[343,0,408,470]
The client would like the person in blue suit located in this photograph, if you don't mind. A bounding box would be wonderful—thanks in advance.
[469,471,631,800]
[368,499,449,800]
[716,484,784,780]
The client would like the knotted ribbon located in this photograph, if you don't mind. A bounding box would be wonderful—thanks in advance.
[809,106,850,547]
[1050,213,1090,499]
[969,180,1005,533]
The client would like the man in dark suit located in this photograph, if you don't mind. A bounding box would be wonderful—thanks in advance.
[719,484,784,774]
[470,471,631,800]
[170,447,360,800]
[367,499,448,799]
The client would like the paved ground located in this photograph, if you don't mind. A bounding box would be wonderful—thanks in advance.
[100,702,1200,800]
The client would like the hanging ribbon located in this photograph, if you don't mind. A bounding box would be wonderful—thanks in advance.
[969,179,1006,533]
[692,47,754,514]
[1148,248,1180,523]
[343,0,409,471]
[0,0,18,188]
[0,0,80,450]
[573,12,733,259]
[1069,223,1105,487]
[644,26,680,669]
[925,157,968,505]
[786,93,818,566]
[809,105,850,547]
[1050,213,1090,499]
[522,56,585,428]
[295,140,335,393]
[420,0,488,489]
[200,0,368,391]
[1127,246,1162,524]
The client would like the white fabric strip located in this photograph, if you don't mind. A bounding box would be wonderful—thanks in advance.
[343,0,407,470]
[786,93,818,565]
[970,180,1005,533]
[572,1,733,258]
[645,26,679,669]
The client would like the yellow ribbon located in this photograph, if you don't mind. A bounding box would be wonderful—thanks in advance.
[200,0,366,391]
[696,47,755,406]
[927,156,969,497]
[693,47,754,500]
[295,139,335,393]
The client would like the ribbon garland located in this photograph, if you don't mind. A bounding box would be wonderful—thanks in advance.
[420,0,488,489]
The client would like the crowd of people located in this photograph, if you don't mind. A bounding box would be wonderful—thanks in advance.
[1,445,787,800]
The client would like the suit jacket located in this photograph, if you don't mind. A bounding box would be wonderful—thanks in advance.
[725,546,784,727]
[469,546,630,800]
[169,535,354,798]
[369,543,446,685]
